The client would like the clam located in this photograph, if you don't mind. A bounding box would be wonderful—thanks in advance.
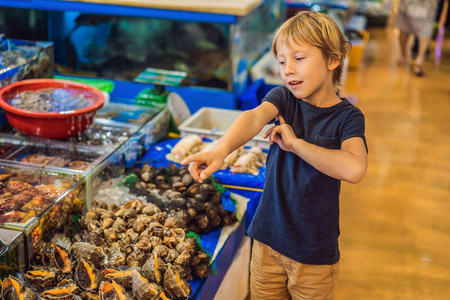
[70,242,105,268]
[132,272,161,300]
[194,214,210,232]
[75,258,104,291]
[41,283,79,300]
[99,280,132,300]
[51,243,72,274]
[210,215,222,229]
[163,264,191,299]
[2,276,37,300]
[25,269,57,288]
[205,204,219,219]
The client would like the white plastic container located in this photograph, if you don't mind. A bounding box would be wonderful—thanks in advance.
[178,107,272,149]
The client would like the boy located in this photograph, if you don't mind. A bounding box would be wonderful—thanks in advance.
[182,11,368,299]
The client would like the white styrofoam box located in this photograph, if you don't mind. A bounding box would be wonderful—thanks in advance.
[178,107,272,149]
[214,235,251,300]
[250,51,283,86]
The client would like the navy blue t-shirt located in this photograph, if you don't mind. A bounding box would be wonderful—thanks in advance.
[247,86,367,265]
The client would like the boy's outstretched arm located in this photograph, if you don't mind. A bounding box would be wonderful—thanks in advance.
[181,102,278,182]
[265,115,368,183]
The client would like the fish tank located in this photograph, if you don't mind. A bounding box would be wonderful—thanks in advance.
[0,162,85,268]
[0,135,24,159]
[0,138,108,173]
[96,99,162,125]
[40,0,284,94]
[0,38,54,89]
[0,228,25,279]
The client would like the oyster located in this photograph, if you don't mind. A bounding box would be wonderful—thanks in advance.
[70,242,105,268]
[131,272,161,300]
[75,258,104,291]
[163,264,191,299]
[99,280,131,300]
[41,283,79,300]
[51,243,72,274]
[25,269,57,288]
[2,276,37,300]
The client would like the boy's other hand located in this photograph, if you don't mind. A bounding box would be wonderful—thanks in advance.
[181,151,224,183]
[264,115,297,152]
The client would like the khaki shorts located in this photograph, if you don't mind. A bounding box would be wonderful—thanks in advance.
[250,240,340,300]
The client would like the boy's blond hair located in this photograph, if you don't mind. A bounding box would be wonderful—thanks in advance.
[272,11,351,90]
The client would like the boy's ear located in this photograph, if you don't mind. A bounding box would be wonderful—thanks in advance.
[327,56,340,71]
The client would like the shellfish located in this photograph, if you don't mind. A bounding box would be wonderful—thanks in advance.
[163,264,191,299]
[75,258,104,291]
[40,283,79,300]
[25,269,57,288]
[70,242,105,268]
[51,243,72,274]
[131,272,161,300]
[2,276,37,300]
[99,280,132,300]
[142,252,166,285]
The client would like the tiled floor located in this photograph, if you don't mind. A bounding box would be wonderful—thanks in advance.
[336,24,450,299]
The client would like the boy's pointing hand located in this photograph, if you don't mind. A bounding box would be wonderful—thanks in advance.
[181,151,223,183]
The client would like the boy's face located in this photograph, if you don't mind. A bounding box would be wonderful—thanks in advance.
[276,40,334,101]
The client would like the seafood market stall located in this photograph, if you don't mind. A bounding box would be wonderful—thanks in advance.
[0,82,254,300]
[0,0,286,113]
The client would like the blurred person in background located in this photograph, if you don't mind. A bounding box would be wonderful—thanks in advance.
[395,0,448,76]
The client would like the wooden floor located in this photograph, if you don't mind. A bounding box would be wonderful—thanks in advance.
[336,24,450,299]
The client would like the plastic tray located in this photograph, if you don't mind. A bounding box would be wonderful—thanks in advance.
[178,107,271,149]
